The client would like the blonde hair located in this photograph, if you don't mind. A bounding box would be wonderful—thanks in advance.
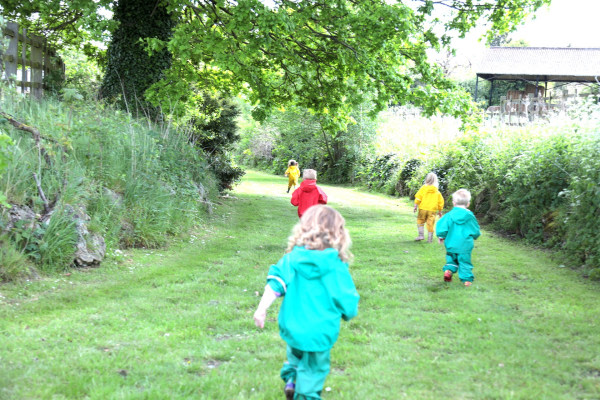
[288,159,297,167]
[303,169,317,180]
[286,205,352,262]
[424,172,439,188]
[452,189,471,206]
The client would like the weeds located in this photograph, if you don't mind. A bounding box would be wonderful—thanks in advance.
[0,86,218,277]
[37,207,78,273]
[0,236,34,282]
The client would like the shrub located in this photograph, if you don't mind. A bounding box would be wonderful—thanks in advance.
[397,158,421,196]
[562,130,600,268]
[187,95,245,191]
[354,153,401,193]
[0,237,35,282]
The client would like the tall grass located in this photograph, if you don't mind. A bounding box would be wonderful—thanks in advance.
[38,207,78,273]
[0,85,218,278]
[0,236,33,282]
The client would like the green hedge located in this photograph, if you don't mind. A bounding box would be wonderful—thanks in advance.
[354,103,600,278]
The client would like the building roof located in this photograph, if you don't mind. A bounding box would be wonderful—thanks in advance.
[476,47,600,83]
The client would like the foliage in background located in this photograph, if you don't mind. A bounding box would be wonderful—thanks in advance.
[0,84,218,280]
[236,101,378,183]
[150,0,495,131]
[59,46,104,100]
[3,0,549,134]
[331,100,600,278]
[0,0,114,51]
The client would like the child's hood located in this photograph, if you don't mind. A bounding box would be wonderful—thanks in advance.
[300,179,318,192]
[289,246,342,279]
[449,206,474,224]
[422,185,439,194]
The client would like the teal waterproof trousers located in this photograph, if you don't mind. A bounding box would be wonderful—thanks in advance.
[443,252,474,282]
[280,346,331,400]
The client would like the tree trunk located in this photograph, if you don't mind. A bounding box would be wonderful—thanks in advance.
[99,0,175,118]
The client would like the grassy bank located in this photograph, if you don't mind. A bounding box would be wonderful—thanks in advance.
[1,170,599,399]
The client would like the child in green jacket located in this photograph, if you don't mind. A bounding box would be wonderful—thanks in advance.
[254,205,360,399]
[436,189,481,286]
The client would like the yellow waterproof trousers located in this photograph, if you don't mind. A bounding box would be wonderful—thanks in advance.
[417,209,438,233]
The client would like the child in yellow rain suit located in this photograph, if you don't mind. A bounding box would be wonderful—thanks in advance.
[285,160,300,193]
[413,172,444,243]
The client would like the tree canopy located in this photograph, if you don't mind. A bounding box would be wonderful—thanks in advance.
[1,0,551,128]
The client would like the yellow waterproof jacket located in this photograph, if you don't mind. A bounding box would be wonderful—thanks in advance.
[285,166,300,180]
[414,185,444,211]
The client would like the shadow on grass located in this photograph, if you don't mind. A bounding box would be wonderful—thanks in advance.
[425,282,451,292]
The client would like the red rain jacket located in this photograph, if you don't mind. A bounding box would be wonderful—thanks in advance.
[291,179,328,218]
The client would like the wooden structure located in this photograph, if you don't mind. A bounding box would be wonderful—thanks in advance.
[475,47,600,123]
[1,22,65,98]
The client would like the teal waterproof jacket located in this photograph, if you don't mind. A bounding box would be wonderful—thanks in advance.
[266,246,359,352]
[436,206,481,253]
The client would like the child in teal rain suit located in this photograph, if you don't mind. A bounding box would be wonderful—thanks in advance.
[436,189,481,286]
[254,205,360,400]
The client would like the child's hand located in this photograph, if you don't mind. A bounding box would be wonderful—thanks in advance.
[438,211,443,218]
[413,205,418,213]
[438,238,444,244]
[253,309,267,328]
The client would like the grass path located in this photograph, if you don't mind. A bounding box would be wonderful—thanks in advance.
[1,170,599,399]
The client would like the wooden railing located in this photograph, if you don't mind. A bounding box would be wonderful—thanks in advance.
[486,91,599,125]
[1,22,65,98]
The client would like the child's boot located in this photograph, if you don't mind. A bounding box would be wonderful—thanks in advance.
[415,225,425,241]
[427,232,434,243]
[287,187,290,194]
[444,270,453,282]
[284,380,295,400]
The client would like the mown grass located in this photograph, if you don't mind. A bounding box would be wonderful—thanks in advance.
[1,170,599,399]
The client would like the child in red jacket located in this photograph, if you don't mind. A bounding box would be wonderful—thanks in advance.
[291,169,328,218]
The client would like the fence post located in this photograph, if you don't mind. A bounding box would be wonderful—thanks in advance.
[21,28,28,94]
[4,22,19,81]
[43,45,52,91]
[31,34,44,98]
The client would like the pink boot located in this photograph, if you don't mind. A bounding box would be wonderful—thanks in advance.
[415,225,425,241]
